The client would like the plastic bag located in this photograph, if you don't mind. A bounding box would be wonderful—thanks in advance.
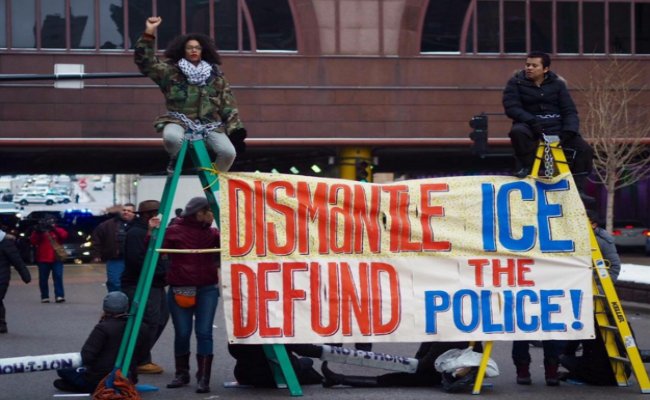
[434,347,499,378]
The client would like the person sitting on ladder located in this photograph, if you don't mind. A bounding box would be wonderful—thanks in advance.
[134,16,247,174]
[502,51,595,203]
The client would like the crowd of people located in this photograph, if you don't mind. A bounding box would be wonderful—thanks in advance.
[0,15,641,397]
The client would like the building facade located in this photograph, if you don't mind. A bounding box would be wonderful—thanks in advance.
[1,0,649,218]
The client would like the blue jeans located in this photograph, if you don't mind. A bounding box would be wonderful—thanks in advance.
[57,367,96,393]
[38,262,64,299]
[167,285,219,356]
[105,259,125,293]
[512,340,565,362]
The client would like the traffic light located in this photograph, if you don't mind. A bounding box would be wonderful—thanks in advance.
[355,159,370,182]
[469,114,488,156]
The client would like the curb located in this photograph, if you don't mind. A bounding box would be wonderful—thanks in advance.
[621,300,650,315]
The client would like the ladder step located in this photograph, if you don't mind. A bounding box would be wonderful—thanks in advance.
[593,294,607,299]
[610,356,631,364]
[600,325,619,332]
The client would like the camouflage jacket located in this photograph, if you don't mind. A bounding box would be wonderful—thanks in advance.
[134,35,244,136]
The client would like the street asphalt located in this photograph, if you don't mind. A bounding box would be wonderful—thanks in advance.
[2,258,650,400]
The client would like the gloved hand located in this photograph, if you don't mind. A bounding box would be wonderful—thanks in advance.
[229,128,247,154]
[21,271,31,284]
[560,131,577,145]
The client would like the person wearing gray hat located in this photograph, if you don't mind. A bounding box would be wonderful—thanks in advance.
[147,196,220,393]
[53,292,151,394]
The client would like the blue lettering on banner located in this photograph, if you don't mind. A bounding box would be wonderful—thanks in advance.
[536,180,574,252]
[481,184,497,252]
[497,182,536,252]
[424,289,578,335]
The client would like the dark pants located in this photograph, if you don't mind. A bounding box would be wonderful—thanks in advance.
[0,284,7,307]
[509,123,594,174]
[37,261,64,299]
[512,340,565,362]
[122,285,169,365]
[57,368,97,393]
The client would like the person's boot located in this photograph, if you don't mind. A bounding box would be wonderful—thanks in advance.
[321,361,378,388]
[513,359,531,385]
[0,306,7,333]
[514,166,533,179]
[195,354,214,393]
[640,350,650,363]
[573,175,595,203]
[166,353,190,389]
[544,358,560,386]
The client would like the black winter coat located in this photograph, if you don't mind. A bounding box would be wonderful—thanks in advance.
[81,315,150,385]
[502,70,579,134]
[121,218,169,289]
[0,235,31,291]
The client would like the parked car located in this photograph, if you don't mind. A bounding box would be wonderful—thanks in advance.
[612,220,650,253]
[12,193,58,206]
[1,193,14,202]
[92,181,105,191]
[45,190,72,204]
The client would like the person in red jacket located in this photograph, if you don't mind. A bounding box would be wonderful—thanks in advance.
[30,216,68,303]
[147,197,220,393]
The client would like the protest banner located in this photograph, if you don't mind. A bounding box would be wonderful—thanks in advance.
[218,172,594,344]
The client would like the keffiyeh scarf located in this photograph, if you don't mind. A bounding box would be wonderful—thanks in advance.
[178,58,212,86]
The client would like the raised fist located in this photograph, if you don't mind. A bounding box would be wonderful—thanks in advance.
[145,17,162,34]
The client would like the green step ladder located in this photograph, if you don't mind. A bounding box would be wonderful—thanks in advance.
[112,136,304,396]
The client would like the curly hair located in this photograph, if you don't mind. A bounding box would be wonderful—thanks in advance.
[164,33,222,65]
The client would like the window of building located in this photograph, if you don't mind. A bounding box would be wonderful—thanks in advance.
[0,0,6,48]
[477,1,500,53]
[421,0,650,56]
[246,0,296,51]
[610,2,631,54]
[11,0,36,48]
[41,0,66,49]
[421,0,471,53]
[0,0,295,52]
[530,1,552,53]
[638,3,650,53]
[557,2,579,53]
[71,0,95,49]
[504,1,526,53]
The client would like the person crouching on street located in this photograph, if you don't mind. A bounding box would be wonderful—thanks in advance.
[53,292,150,393]
[147,197,221,393]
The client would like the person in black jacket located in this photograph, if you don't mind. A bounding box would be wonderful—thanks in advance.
[502,51,595,203]
[53,292,150,393]
[0,228,32,333]
[121,200,169,375]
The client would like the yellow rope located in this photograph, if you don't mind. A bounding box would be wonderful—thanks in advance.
[200,163,220,190]
[156,248,222,253]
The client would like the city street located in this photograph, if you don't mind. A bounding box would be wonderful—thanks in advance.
[2,259,650,400]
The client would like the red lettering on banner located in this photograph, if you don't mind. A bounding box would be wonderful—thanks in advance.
[229,180,254,257]
[266,181,297,256]
[231,264,257,337]
[283,262,308,336]
[310,262,340,336]
[341,262,371,336]
[258,263,282,337]
[420,183,451,251]
[230,261,403,339]
[517,259,535,286]
[296,182,329,255]
[329,185,353,254]
[254,181,267,257]
[353,185,381,253]
[469,259,490,287]
[370,263,401,335]
[398,191,420,252]
[468,258,537,287]
[382,185,408,252]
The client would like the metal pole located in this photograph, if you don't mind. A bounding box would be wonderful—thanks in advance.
[0,72,145,82]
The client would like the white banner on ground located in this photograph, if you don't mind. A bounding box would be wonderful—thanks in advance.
[218,172,594,344]
[0,353,82,374]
